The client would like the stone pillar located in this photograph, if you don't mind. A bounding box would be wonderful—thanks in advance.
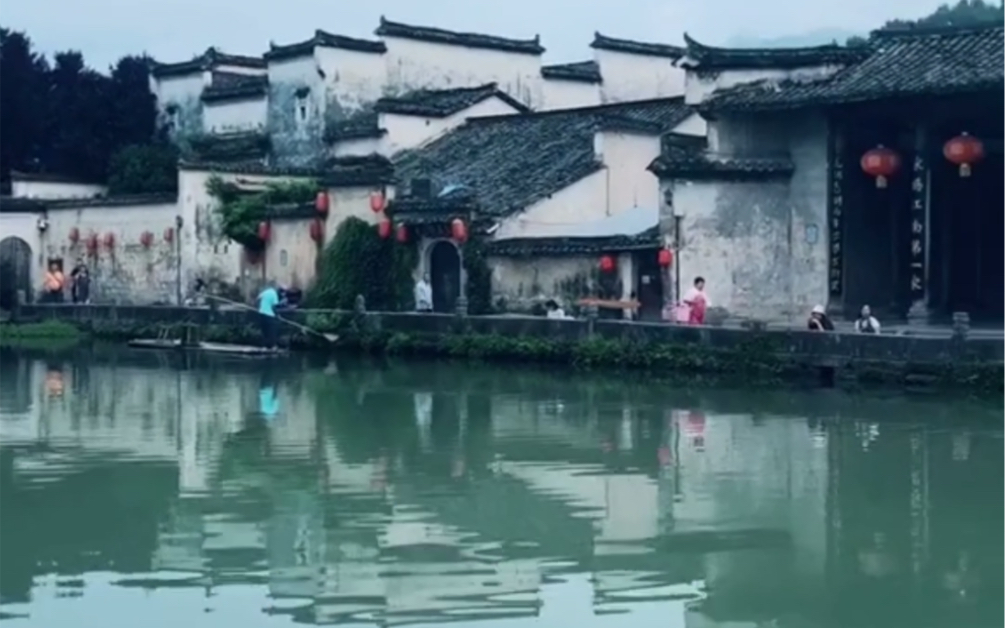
[827,123,847,315]
[907,128,932,324]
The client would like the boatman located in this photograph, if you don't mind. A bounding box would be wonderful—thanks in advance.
[257,280,282,350]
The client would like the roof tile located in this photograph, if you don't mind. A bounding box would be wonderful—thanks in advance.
[375,83,531,117]
[376,17,544,55]
[680,32,865,70]
[201,72,268,103]
[590,32,684,59]
[541,60,602,83]
[265,29,386,62]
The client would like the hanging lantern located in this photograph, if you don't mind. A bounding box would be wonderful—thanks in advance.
[599,254,615,273]
[85,233,99,253]
[396,224,409,243]
[943,132,984,178]
[163,227,175,243]
[68,227,80,244]
[450,218,468,243]
[658,248,673,268]
[315,191,330,216]
[309,219,324,243]
[140,231,154,248]
[369,190,386,213]
[103,232,116,249]
[860,145,901,189]
[377,219,392,239]
[257,221,271,242]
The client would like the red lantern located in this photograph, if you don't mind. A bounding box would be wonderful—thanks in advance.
[658,248,673,268]
[396,224,409,243]
[309,219,324,243]
[103,232,115,249]
[85,233,99,253]
[943,132,984,178]
[140,231,154,248]
[68,227,80,244]
[163,227,174,243]
[369,190,386,213]
[377,219,392,239]
[599,254,615,273]
[860,145,901,189]
[451,218,468,243]
[257,221,271,242]
[315,191,330,215]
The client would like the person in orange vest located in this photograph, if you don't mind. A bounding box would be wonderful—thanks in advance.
[42,260,65,303]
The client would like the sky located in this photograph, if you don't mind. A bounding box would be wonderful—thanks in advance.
[4,0,951,70]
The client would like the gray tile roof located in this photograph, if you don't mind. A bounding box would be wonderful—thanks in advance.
[375,17,544,55]
[590,32,684,59]
[680,32,865,70]
[393,98,692,217]
[541,60,602,83]
[487,227,660,256]
[265,29,386,61]
[375,83,531,117]
[701,24,1004,112]
[201,72,268,103]
[325,109,383,142]
[151,47,265,78]
[648,134,794,180]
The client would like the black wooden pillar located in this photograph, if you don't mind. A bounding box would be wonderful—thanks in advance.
[827,122,846,313]
[907,127,932,323]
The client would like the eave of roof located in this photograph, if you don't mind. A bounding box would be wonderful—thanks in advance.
[43,193,179,210]
[541,60,603,84]
[375,83,531,118]
[9,171,103,185]
[590,32,684,60]
[375,16,545,55]
[265,29,387,62]
[201,73,269,104]
[487,227,660,256]
[151,47,265,78]
[679,32,866,70]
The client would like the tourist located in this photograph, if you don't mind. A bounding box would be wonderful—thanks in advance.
[854,305,881,334]
[70,258,90,304]
[414,274,432,312]
[42,260,65,303]
[545,299,569,320]
[257,280,282,350]
[683,276,708,325]
[808,304,835,331]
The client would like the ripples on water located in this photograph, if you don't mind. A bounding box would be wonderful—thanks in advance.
[0,347,1001,628]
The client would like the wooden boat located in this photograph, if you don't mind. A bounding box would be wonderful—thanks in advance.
[127,338,286,356]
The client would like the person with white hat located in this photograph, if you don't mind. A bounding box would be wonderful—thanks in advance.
[808,304,835,331]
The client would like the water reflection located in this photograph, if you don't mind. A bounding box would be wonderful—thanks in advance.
[0,348,1002,628]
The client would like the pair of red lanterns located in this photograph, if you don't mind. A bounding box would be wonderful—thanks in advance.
[598,249,673,273]
[860,133,985,189]
[377,217,468,243]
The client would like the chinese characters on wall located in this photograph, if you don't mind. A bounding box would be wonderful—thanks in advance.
[828,137,845,296]
[909,155,927,296]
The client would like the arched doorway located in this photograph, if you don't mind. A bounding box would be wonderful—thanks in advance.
[429,241,461,313]
[0,237,33,310]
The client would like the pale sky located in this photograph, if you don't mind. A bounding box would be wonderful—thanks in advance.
[5,0,950,70]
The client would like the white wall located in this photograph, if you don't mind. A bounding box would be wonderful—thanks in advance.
[671,112,708,138]
[541,79,601,111]
[495,171,607,239]
[11,179,107,199]
[152,73,206,136]
[315,47,387,113]
[594,131,661,213]
[203,98,268,134]
[595,49,685,103]
[382,36,542,108]
[331,136,383,158]
[43,199,181,304]
[379,95,522,155]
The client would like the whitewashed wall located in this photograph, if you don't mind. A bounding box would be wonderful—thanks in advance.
[316,46,387,113]
[380,96,522,155]
[202,98,268,134]
[11,178,106,199]
[595,49,685,103]
[541,79,601,111]
[381,37,542,108]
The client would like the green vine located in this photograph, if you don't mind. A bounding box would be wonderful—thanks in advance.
[461,238,492,315]
[206,176,317,250]
[307,216,417,311]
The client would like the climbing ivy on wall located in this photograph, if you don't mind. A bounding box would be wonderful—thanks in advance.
[308,216,417,311]
[206,176,317,250]
[461,239,492,315]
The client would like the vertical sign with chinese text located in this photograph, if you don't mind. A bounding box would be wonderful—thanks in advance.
[909,154,927,296]
[828,132,845,296]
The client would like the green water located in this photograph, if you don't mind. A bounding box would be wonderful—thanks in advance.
[0,348,1001,628]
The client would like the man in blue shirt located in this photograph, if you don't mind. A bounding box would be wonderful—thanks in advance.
[257,281,282,349]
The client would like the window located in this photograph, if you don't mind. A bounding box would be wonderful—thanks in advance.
[294,86,310,126]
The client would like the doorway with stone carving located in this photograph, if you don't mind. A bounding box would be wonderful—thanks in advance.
[429,240,461,313]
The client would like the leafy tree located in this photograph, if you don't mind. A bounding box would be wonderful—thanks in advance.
[847,0,1003,45]
[107,143,179,195]
[0,29,49,189]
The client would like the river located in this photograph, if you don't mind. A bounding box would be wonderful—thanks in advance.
[0,347,1001,628]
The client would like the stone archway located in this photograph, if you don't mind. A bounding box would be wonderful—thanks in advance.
[428,240,461,313]
[0,236,33,310]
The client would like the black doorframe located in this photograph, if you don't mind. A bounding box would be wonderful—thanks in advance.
[429,240,461,313]
[634,249,664,321]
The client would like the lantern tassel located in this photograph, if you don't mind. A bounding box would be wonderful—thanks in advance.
[960,163,971,178]
[876,175,887,189]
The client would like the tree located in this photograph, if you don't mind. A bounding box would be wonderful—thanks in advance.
[0,27,166,189]
[106,143,179,195]
[847,0,1004,45]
